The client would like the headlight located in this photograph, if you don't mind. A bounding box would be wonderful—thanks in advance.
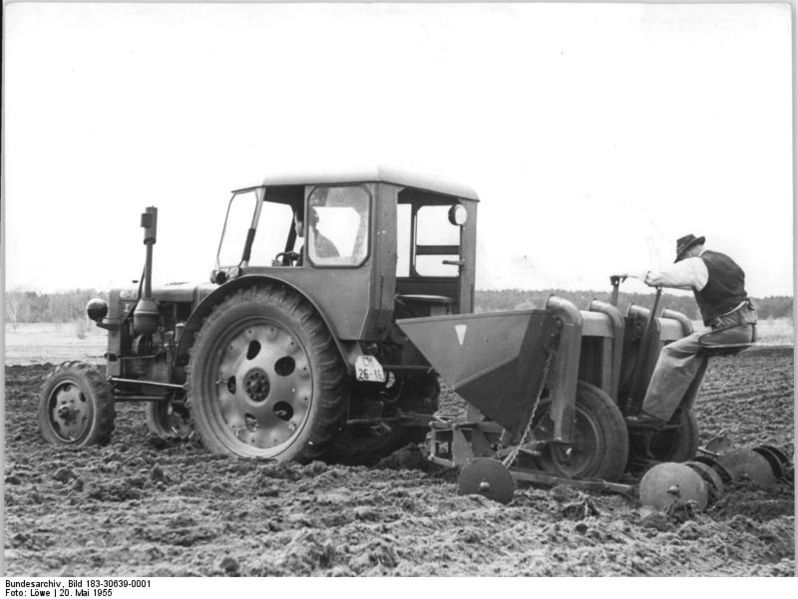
[211,269,227,285]
[211,266,241,285]
[86,298,109,323]
[448,203,468,226]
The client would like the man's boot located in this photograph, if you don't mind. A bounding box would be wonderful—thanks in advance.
[625,411,667,430]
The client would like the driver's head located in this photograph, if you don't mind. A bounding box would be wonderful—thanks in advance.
[294,206,320,237]
[307,207,320,229]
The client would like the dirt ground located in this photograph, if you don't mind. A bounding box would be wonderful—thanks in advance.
[3,346,794,576]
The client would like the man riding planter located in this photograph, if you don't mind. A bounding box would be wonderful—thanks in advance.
[625,234,758,431]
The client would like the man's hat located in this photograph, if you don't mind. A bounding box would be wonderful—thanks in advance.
[675,234,705,262]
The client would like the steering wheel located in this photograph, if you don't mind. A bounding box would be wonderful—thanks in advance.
[273,251,302,266]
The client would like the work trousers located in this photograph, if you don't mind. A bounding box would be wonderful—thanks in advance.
[641,323,756,421]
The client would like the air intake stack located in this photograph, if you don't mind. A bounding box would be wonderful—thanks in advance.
[133,206,159,335]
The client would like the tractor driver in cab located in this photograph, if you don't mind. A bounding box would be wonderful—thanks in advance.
[291,206,340,266]
[626,234,757,429]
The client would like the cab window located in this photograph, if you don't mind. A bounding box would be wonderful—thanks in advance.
[414,205,461,277]
[307,185,370,267]
[249,201,296,264]
[217,190,260,266]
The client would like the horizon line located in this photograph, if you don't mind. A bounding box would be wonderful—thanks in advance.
[3,285,794,300]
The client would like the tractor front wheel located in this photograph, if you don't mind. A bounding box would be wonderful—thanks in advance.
[187,286,347,462]
[38,361,115,446]
[534,381,629,481]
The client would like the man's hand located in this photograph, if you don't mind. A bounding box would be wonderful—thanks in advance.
[611,271,648,283]
[609,275,627,288]
[612,271,661,291]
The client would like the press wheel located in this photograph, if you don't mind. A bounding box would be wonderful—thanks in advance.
[533,381,629,481]
[648,407,699,462]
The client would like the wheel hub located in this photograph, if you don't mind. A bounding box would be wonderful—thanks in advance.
[49,382,91,441]
[243,368,271,402]
[213,320,313,455]
[56,403,77,423]
[531,405,602,478]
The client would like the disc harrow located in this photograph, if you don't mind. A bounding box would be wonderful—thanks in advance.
[638,444,792,513]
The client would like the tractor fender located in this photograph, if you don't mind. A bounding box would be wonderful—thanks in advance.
[174,275,352,381]
[544,295,583,443]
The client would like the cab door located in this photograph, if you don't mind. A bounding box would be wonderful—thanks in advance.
[395,190,476,316]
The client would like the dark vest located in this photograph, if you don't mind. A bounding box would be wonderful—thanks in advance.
[693,250,747,325]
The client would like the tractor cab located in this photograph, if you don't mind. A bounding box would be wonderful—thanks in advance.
[210,168,479,343]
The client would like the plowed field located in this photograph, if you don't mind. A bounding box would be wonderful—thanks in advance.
[3,346,794,576]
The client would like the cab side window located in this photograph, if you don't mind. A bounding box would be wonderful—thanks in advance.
[307,185,370,267]
[249,201,296,264]
[414,205,460,277]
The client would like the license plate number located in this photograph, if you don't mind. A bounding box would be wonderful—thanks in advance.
[355,355,386,383]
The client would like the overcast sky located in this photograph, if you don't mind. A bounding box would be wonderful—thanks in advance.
[4,2,793,297]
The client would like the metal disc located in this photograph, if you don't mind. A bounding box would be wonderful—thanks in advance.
[685,461,725,505]
[639,462,708,512]
[753,445,792,481]
[755,445,791,468]
[705,435,733,455]
[457,458,516,505]
[693,455,734,484]
[716,448,777,488]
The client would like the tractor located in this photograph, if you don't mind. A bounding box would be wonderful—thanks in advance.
[39,169,478,464]
[38,168,752,491]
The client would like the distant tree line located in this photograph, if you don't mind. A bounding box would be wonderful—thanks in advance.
[4,289,109,330]
[474,289,794,320]
[3,288,793,330]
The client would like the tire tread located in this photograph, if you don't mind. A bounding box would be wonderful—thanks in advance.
[38,361,115,446]
[187,285,347,462]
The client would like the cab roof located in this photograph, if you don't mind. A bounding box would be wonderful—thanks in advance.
[252,166,479,201]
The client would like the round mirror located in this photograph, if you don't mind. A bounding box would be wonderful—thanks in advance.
[448,203,468,226]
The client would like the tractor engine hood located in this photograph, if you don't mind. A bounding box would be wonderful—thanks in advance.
[106,282,216,324]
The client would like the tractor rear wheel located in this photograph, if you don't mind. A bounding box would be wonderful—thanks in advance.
[38,361,115,446]
[648,406,699,462]
[534,381,629,481]
[187,286,347,462]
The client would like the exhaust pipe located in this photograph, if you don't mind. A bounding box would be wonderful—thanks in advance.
[133,207,159,335]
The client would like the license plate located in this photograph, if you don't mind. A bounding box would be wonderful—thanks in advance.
[355,355,386,383]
